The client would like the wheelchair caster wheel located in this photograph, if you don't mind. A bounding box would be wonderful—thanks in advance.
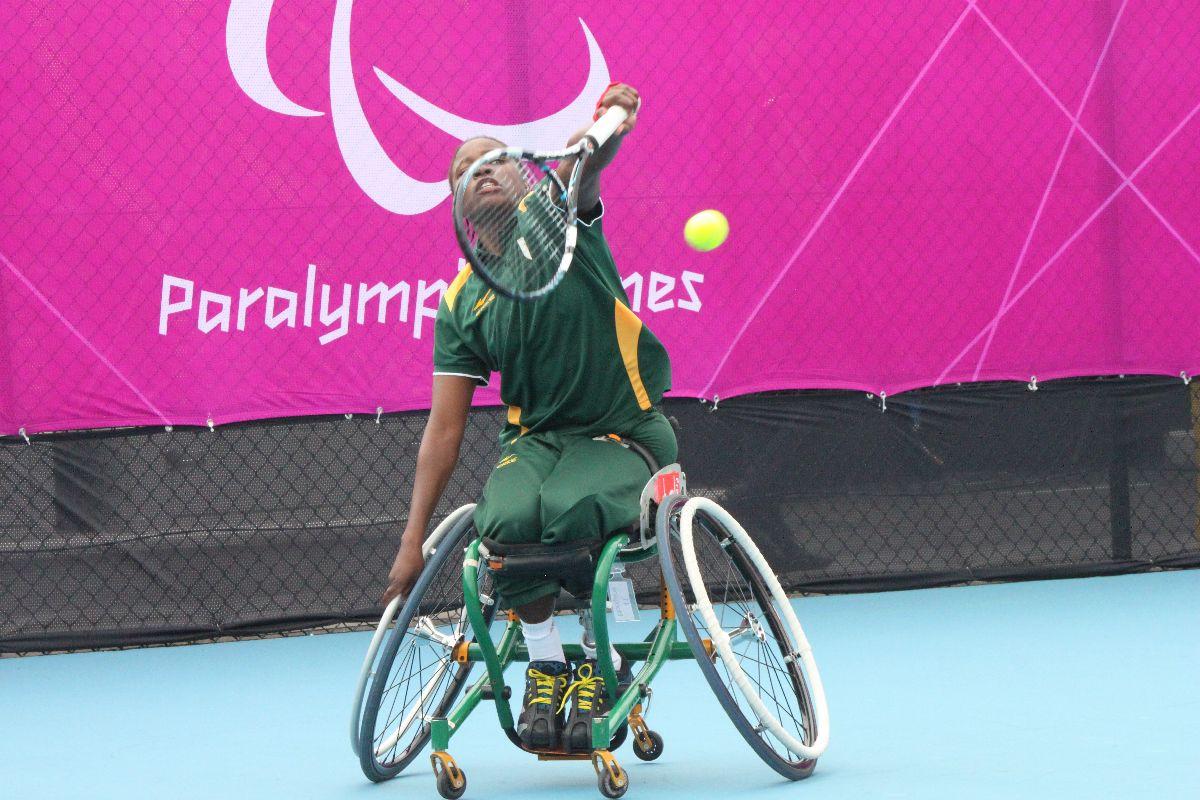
[599,770,628,798]
[592,750,628,799]
[437,769,466,799]
[598,768,628,799]
[431,751,466,799]
[632,729,664,762]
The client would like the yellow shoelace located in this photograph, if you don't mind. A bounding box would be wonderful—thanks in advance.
[558,662,603,714]
[527,668,565,706]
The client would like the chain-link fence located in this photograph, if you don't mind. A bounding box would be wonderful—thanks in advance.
[4,4,1200,651]
[4,378,1199,654]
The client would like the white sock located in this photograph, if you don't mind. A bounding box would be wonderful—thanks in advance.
[522,617,565,664]
[581,639,622,671]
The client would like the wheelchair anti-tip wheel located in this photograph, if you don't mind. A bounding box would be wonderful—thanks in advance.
[631,729,664,761]
[354,506,497,782]
[658,495,830,780]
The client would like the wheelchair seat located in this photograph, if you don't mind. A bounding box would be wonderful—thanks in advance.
[478,536,603,598]
[477,432,661,599]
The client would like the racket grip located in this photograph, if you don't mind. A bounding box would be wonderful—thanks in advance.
[584,105,630,148]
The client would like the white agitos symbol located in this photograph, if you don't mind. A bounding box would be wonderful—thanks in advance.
[225,0,612,215]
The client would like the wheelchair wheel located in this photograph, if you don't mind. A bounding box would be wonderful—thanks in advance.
[356,506,496,782]
[658,495,830,779]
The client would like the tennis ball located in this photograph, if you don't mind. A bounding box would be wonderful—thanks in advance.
[684,209,729,252]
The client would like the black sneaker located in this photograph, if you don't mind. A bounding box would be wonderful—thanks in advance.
[516,660,569,750]
[560,659,633,752]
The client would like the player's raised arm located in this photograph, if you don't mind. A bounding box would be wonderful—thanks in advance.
[559,82,640,212]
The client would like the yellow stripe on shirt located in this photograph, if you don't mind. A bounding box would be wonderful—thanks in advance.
[444,265,472,311]
[613,299,652,411]
[507,405,530,437]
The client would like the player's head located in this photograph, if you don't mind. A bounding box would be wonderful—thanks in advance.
[449,136,525,226]
[448,136,504,190]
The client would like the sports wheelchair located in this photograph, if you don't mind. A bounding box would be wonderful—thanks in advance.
[350,445,830,798]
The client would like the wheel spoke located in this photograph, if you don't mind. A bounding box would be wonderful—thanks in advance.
[361,523,496,778]
[670,506,820,773]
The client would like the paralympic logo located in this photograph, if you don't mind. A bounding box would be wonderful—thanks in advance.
[225,0,612,215]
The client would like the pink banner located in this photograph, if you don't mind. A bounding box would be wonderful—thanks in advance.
[3,1,1200,434]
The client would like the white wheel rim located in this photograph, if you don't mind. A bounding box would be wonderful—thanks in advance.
[678,497,830,760]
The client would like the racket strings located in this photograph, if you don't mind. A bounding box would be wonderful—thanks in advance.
[459,154,571,297]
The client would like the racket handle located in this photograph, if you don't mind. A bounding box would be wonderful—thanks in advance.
[584,105,630,149]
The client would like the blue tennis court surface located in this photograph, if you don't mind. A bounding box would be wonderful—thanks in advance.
[4,571,1197,799]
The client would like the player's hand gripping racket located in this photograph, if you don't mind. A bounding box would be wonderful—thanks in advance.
[451,105,629,301]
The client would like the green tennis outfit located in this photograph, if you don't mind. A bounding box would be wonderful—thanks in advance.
[434,198,676,607]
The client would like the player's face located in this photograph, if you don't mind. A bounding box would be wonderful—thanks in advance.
[451,139,526,223]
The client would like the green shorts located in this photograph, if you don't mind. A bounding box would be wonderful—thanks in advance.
[473,410,678,608]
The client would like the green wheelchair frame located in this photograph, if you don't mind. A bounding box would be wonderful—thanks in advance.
[431,526,681,797]
[352,461,830,798]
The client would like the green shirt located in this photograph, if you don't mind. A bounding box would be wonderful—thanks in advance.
[434,200,672,442]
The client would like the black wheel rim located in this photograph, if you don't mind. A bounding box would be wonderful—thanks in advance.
[358,521,496,780]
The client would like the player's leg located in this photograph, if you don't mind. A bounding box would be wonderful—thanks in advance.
[538,418,676,750]
[472,433,571,748]
[474,439,555,612]
[539,411,677,546]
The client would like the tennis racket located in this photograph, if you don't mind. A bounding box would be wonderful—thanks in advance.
[451,105,629,302]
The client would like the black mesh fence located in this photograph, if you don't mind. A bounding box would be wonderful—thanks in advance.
[4,376,1199,654]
